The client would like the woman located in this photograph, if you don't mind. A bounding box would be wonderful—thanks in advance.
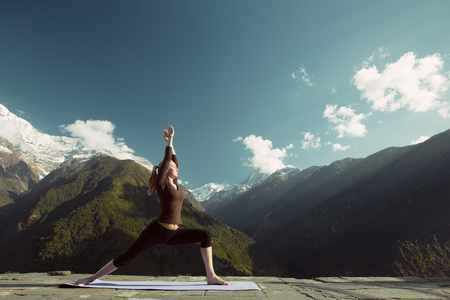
[76,125,229,286]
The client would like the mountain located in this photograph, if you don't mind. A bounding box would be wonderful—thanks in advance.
[191,169,271,203]
[193,169,277,217]
[0,137,41,234]
[0,137,40,199]
[178,184,205,212]
[212,128,450,277]
[0,104,153,178]
[240,169,272,186]
[210,166,320,235]
[0,155,285,277]
[203,167,305,224]
[191,182,231,202]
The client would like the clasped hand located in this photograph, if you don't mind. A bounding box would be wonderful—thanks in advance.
[163,125,175,143]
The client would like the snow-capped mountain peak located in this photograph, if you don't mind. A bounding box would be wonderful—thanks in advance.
[190,170,267,203]
[191,166,302,204]
[265,166,302,181]
[0,104,153,178]
[191,182,231,202]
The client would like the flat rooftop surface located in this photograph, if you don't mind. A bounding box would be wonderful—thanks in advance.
[1,272,450,299]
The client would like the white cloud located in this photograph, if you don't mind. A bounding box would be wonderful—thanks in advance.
[411,136,430,145]
[353,52,450,117]
[332,143,350,152]
[240,135,289,174]
[60,120,135,160]
[323,104,371,138]
[286,143,294,149]
[232,136,243,142]
[292,67,313,86]
[0,119,20,145]
[301,132,321,150]
[438,101,450,118]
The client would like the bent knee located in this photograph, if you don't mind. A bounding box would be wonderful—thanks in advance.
[201,229,212,248]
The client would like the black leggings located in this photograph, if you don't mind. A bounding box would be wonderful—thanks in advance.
[113,221,212,268]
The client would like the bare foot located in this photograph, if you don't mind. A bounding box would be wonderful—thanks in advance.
[207,274,230,285]
[75,276,94,286]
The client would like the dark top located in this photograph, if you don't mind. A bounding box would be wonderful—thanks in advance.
[155,146,184,225]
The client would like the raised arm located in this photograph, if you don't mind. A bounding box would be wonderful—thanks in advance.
[148,125,178,194]
[156,126,179,188]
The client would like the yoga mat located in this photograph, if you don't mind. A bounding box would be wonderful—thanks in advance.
[60,279,260,291]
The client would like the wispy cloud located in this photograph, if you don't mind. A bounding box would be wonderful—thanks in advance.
[301,132,321,150]
[363,47,391,68]
[323,104,371,138]
[236,135,290,174]
[332,143,350,152]
[60,120,135,160]
[292,67,313,86]
[353,51,450,117]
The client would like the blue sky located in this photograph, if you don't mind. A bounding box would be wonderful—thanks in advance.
[1,0,450,188]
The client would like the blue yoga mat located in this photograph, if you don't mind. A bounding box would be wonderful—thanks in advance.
[60,279,260,291]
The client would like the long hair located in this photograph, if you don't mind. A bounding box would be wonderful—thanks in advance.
[148,161,163,196]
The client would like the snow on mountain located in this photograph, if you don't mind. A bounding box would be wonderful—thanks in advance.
[264,166,302,182]
[192,166,303,206]
[0,145,12,154]
[191,169,272,203]
[190,171,261,203]
[0,104,153,178]
[191,182,230,202]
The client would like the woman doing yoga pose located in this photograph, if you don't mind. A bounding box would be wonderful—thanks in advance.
[76,125,229,286]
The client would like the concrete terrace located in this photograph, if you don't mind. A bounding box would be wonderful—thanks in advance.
[1,272,450,299]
